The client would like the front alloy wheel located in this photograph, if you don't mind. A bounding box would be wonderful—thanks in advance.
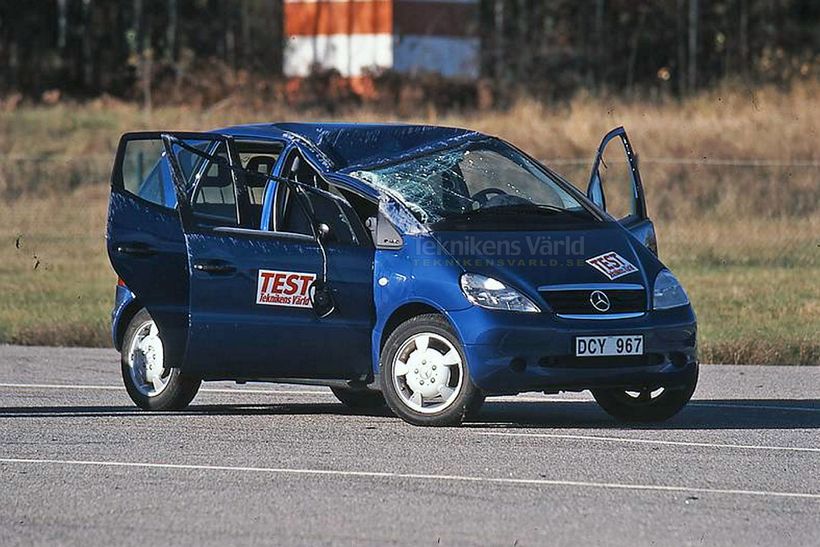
[381,314,483,426]
[392,332,463,413]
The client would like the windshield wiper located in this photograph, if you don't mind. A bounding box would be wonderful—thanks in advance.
[431,203,592,225]
[477,203,591,219]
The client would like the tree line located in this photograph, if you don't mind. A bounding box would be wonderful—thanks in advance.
[0,0,817,104]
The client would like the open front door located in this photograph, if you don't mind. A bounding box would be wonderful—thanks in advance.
[169,143,374,381]
[106,131,229,368]
[587,127,658,255]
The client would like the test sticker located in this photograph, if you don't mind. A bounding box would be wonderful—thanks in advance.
[256,270,316,308]
[585,251,638,280]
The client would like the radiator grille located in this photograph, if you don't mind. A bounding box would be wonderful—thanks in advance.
[540,289,647,315]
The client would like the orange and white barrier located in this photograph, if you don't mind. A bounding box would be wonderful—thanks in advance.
[284,0,479,78]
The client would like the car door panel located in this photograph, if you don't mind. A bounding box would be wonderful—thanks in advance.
[183,232,320,379]
[107,188,189,367]
[165,140,375,381]
[107,132,225,367]
[183,231,373,380]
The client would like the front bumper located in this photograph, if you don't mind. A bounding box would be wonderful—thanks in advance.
[448,305,697,395]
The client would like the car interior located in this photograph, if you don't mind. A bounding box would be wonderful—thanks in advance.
[186,141,375,246]
[188,141,283,229]
[190,149,238,224]
[272,151,374,246]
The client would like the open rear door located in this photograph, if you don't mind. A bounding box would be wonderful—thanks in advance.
[106,131,228,368]
[587,127,658,255]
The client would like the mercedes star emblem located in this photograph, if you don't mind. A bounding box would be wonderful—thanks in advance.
[589,290,611,312]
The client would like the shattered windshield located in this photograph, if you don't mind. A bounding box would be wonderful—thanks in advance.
[351,139,589,226]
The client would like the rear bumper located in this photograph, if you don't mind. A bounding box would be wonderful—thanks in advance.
[448,305,697,395]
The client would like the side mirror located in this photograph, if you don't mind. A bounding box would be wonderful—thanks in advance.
[587,170,606,210]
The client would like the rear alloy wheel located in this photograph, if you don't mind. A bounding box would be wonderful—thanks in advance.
[380,314,482,426]
[330,387,385,409]
[121,309,201,411]
[592,364,699,422]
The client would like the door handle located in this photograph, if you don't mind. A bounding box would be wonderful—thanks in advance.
[193,261,236,275]
[116,243,156,257]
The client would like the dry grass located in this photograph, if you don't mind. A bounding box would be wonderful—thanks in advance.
[661,217,819,365]
[0,186,112,346]
[0,83,818,363]
[2,83,818,217]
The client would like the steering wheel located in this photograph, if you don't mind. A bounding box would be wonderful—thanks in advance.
[472,188,508,205]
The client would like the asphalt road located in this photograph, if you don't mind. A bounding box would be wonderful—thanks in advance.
[0,346,818,546]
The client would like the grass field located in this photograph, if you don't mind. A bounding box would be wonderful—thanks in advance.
[1,84,818,364]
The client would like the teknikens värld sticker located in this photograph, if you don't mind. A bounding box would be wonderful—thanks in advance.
[585,251,638,280]
[256,270,316,308]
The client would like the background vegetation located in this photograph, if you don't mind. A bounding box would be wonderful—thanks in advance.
[1,83,817,363]
[0,1,817,364]
[1,1,818,105]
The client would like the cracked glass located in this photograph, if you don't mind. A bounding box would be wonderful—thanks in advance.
[351,139,588,226]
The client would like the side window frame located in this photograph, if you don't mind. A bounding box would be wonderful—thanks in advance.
[587,127,648,225]
[232,139,288,230]
[271,148,320,237]
[187,140,242,228]
[262,149,374,247]
[112,132,181,212]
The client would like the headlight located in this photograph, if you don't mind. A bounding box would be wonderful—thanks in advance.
[652,269,689,310]
[460,273,540,312]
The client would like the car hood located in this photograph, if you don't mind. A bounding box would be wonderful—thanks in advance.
[430,223,662,298]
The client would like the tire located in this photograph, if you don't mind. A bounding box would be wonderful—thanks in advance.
[592,364,699,423]
[380,314,482,426]
[120,308,201,411]
[330,386,386,409]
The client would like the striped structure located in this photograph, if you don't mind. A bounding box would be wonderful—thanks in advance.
[284,0,479,79]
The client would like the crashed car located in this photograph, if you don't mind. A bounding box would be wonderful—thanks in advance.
[107,123,698,426]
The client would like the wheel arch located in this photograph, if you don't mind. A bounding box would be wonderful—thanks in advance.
[379,302,441,353]
[114,298,144,351]
[374,300,466,376]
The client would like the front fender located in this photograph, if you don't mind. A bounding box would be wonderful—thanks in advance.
[371,235,471,374]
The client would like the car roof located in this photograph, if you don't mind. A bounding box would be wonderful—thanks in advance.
[217,122,482,171]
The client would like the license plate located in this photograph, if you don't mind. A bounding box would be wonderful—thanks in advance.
[575,335,643,357]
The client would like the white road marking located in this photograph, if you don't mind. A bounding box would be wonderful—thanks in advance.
[475,431,820,454]
[499,396,820,413]
[202,387,328,395]
[0,457,817,500]
[507,395,591,403]
[0,383,329,396]
[0,382,123,391]
[690,402,820,413]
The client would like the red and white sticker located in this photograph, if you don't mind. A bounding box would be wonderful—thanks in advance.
[585,251,638,280]
[256,270,316,308]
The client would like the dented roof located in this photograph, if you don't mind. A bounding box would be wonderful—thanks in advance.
[218,122,482,171]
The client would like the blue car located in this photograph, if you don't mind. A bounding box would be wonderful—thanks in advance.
[107,123,697,426]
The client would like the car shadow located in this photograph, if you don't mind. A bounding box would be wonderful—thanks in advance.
[0,399,818,429]
[466,399,820,430]
[0,402,392,420]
